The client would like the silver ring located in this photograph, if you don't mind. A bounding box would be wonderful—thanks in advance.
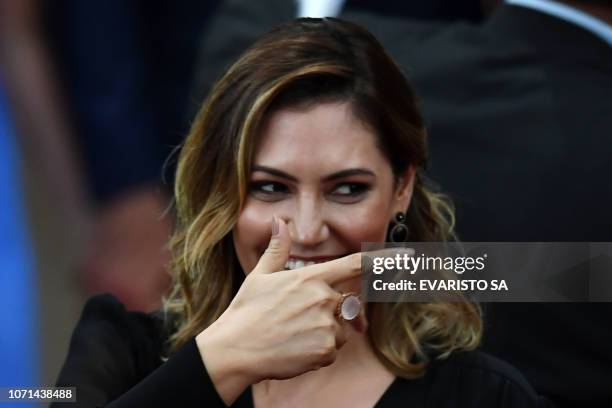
[335,292,361,321]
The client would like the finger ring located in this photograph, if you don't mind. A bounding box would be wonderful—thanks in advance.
[335,292,361,321]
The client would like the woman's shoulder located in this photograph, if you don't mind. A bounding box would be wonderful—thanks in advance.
[54,295,228,408]
[69,293,168,351]
[388,350,552,408]
[54,294,170,405]
[435,349,534,387]
[424,349,552,407]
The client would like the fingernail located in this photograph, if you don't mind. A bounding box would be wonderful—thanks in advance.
[272,215,279,236]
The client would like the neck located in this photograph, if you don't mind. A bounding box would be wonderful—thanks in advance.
[561,1,612,24]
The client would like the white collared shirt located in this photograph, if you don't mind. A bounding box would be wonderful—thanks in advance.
[295,0,346,18]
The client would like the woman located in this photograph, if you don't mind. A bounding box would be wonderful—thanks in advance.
[54,18,549,407]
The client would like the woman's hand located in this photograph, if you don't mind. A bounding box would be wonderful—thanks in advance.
[196,217,364,405]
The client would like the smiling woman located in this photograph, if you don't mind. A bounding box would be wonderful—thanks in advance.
[54,18,551,408]
[234,101,404,273]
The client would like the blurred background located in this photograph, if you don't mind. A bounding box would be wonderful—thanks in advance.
[1,1,610,407]
[0,0,225,391]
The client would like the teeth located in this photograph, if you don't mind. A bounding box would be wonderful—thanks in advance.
[283,259,323,270]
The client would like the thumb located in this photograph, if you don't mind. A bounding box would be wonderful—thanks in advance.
[253,216,291,274]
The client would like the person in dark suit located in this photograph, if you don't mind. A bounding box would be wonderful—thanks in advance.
[191,1,612,407]
[190,0,488,110]
[345,0,612,243]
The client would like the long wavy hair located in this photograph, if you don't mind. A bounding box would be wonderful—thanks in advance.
[165,17,481,378]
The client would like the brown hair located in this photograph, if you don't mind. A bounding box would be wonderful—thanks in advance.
[165,17,481,378]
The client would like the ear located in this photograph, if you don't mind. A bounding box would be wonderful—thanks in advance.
[394,165,416,214]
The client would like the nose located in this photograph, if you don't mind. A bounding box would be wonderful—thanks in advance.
[283,196,329,246]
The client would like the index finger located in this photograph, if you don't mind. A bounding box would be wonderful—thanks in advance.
[301,248,416,285]
[301,253,363,285]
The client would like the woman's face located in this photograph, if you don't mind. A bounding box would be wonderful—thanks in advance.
[233,101,414,275]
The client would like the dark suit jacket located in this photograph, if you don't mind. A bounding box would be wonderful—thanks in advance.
[192,3,612,407]
[191,0,483,106]
[346,5,612,242]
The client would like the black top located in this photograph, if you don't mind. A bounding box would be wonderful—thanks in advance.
[53,295,552,407]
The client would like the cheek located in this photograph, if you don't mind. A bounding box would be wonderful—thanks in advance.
[330,199,391,250]
[331,203,390,295]
[233,202,274,274]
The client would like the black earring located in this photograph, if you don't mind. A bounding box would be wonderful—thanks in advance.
[390,212,409,242]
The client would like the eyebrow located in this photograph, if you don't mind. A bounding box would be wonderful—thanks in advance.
[251,165,376,182]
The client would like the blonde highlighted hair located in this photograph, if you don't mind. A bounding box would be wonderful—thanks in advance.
[165,17,481,379]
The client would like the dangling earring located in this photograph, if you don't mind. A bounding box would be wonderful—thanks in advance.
[390,211,409,242]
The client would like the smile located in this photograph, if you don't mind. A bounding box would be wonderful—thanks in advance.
[283,255,346,270]
[284,259,317,270]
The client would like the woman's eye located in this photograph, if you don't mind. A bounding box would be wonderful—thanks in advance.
[249,181,289,200]
[329,183,370,202]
